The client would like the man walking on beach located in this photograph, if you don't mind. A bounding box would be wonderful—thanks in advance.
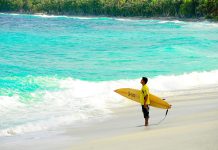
[140,77,150,126]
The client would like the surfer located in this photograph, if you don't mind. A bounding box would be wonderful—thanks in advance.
[140,77,150,126]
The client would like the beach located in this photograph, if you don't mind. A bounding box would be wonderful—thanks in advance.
[0,13,218,150]
[1,86,218,150]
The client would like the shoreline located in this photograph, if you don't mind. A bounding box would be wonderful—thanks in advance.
[1,11,216,22]
[1,86,218,150]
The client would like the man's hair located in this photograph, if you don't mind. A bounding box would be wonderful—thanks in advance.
[142,77,148,84]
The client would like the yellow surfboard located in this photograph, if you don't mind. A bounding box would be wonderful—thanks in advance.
[114,88,171,109]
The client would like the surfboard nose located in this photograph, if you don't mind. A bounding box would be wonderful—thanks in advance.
[114,89,121,93]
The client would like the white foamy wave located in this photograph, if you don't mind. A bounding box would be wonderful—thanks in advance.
[33,14,113,20]
[72,16,99,20]
[0,114,90,136]
[1,13,113,20]
[149,70,218,92]
[34,14,91,19]
[33,14,104,20]
[0,79,124,136]
[0,91,113,136]
[0,13,97,20]
[115,18,136,22]
[0,13,19,16]
[158,20,184,24]
[158,20,218,29]
[33,14,65,18]
[183,21,218,29]
[57,70,218,97]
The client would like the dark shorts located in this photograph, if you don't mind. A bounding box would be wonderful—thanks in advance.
[142,105,149,119]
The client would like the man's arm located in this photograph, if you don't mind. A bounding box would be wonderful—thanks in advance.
[144,95,149,110]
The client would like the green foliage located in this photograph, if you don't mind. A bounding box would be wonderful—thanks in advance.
[0,0,217,19]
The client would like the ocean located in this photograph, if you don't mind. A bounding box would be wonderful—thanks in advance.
[0,13,218,136]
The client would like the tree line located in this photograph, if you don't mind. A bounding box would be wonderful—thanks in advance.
[0,0,217,20]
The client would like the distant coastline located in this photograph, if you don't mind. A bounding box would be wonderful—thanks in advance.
[0,12,214,23]
[0,0,217,21]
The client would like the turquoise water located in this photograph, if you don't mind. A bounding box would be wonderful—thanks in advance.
[0,13,218,136]
[1,14,218,95]
[1,14,218,80]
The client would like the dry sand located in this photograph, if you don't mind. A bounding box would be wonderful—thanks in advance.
[68,87,218,150]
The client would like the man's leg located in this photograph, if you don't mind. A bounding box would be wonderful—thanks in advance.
[144,106,149,126]
[145,117,149,126]
[142,105,149,126]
